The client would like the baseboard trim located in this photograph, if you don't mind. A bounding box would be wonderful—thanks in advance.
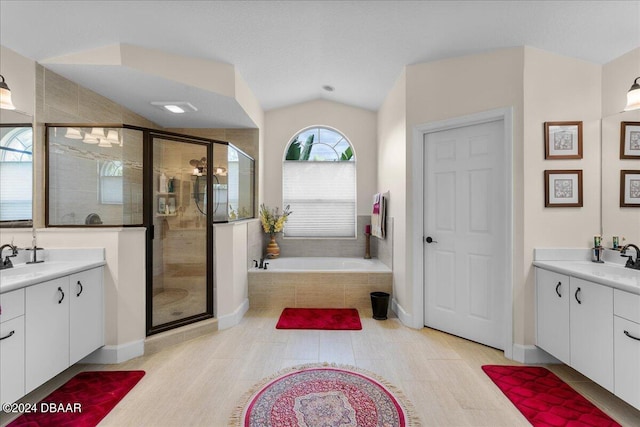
[511,344,561,364]
[218,298,249,330]
[80,339,145,364]
[391,298,418,329]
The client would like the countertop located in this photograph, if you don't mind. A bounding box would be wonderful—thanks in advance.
[533,260,640,295]
[0,248,105,294]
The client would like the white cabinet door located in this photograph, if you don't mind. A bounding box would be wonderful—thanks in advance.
[614,316,640,410]
[69,267,104,364]
[25,277,70,393]
[570,277,614,392]
[535,268,570,364]
[0,316,25,404]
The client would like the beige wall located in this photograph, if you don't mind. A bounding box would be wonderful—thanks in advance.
[522,47,602,345]
[602,48,640,246]
[0,45,36,119]
[379,46,634,355]
[263,99,377,215]
[377,69,407,305]
[403,48,525,332]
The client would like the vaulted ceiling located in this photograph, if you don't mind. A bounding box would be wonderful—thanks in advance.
[1,1,638,127]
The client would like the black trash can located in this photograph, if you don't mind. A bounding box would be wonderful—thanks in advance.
[370,292,390,320]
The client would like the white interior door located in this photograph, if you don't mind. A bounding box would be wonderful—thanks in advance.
[423,119,507,349]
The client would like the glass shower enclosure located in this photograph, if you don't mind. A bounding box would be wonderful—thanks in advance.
[148,132,254,334]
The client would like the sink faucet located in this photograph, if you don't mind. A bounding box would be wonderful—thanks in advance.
[0,244,18,270]
[620,244,640,270]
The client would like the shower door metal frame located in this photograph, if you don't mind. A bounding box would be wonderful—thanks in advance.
[145,130,216,336]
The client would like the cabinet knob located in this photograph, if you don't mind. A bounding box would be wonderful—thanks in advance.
[555,282,562,297]
[574,287,582,304]
[76,280,83,297]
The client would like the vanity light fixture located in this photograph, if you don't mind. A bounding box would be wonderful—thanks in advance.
[82,132,99,144]
[105,129,121,146]
[0,74,16,110]
[624,77,640,111]
[64,127,83,139]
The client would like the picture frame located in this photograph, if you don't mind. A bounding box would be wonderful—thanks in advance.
[620,170,640,207]
[544,170,583,207]
[544,121,583,159]
[620,121,640,159]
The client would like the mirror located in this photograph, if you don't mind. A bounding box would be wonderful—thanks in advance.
[0,110,33,227]
[601,109,640,247]
[46,126,144,226]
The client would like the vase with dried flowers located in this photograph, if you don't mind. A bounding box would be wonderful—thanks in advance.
[259,204,292,258]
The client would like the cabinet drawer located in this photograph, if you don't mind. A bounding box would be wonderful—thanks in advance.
[614,289,640,324]
[614,315,640,410]
[0,288,25,323]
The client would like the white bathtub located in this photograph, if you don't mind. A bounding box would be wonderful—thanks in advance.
[250,257,391,273]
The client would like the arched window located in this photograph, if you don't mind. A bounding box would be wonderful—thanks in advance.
[0,126,32,222]
[100,160,123,204]
[283,126,356,238]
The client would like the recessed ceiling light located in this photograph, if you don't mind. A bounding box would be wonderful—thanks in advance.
[322,85,335,92]
[150,101,198,114]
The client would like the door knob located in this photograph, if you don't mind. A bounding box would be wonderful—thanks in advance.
[425,236,438,244]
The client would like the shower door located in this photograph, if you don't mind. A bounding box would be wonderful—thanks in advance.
[147,134,213,335]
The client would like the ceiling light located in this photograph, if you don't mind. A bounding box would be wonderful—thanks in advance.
[151,101,198,114]
[624,77,640,111]
[0,74,16,110]
[164,105,185,113]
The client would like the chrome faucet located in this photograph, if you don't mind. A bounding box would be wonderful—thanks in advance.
[0,244,18,270]
[620,244,640,270]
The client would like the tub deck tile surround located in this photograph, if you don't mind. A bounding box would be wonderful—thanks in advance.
[248,268,393,315]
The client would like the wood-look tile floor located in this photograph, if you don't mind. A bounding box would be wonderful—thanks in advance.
[3,308,640,426]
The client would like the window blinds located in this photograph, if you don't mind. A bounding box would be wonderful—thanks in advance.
[0,162,32,221]
[283,161,356,238]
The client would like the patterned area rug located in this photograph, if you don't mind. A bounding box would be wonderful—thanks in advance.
[231,363,420,426]
[482,365,621,427]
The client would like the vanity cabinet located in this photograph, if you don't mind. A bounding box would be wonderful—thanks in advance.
[614,290,640,409]
[25,277,70,393]
[0,288,25,405]
[536,266,639,409]
[535,268,570,364]
[569,277,613,392]
[70,268,104,364]
[24,267,104,394]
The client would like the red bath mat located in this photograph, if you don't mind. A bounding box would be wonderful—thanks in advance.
[276,308,362,330]
[482,365,621,427]
[8,370,145,427]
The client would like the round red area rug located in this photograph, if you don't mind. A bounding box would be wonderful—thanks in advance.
[231,364,420,427]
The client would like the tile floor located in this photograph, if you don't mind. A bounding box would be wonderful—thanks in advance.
[2,308,640,426]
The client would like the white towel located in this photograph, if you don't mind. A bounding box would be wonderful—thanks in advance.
[371,192,388,239]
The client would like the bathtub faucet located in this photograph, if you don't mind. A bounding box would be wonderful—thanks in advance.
[253,258,267,269]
